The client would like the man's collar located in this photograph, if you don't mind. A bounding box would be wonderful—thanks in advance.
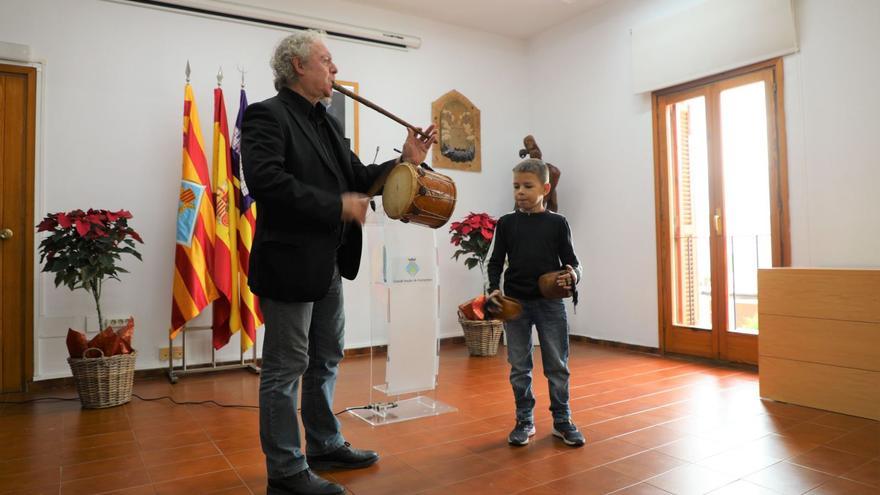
[280,87,326,121]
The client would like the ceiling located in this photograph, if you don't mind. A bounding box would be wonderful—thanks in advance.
[343,0,612,39]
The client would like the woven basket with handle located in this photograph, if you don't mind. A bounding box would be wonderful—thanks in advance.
[458,311,504,357]
[67,348,136,409]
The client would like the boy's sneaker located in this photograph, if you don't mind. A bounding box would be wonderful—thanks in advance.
[508,420,536,446]
[552,420,586,447]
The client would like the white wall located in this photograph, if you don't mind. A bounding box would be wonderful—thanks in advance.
[783,0,880,267]
[0,0,527,379]
[526,0,880,348]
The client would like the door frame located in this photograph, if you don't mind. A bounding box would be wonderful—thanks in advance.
[0,63,37,391]
[652,58,790,364]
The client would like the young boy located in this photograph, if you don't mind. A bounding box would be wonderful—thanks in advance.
[487,158,585,447]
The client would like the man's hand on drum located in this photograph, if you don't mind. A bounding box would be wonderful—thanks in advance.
[341,192,370,225]
[400,124,437,165]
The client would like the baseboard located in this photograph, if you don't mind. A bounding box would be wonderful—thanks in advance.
[568,334,660,355]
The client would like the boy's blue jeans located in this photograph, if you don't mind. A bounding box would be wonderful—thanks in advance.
[504,298,571,423]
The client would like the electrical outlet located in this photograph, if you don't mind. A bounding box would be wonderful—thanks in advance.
[86,314,132,332]
[171,346,183,360]
[159,347,170,361]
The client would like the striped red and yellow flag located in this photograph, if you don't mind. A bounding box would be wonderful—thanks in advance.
[211,86,242,350]
[171,83,219,339]
[231,88,262,351]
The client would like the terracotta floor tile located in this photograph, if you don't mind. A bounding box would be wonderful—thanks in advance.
[60,442,141,466]
[136,431,211,452]
[139,441,220,469]
[608,483,673,494]
[841,459,879,487]
[742,433,820,460]
[233,461,265,490]
[605,450,684,482]
[150,469,244,495]
[61,454,144,482]
[779,422,849,445]
[706,479,779,494]
[0,467,60,494]
[418,467,539,495]
[789,446,872,476]
[654,435,737,462]
[617,425,685,449]
[519,466,639,495]
[646,463,737,495]
[411,453,502,485]
[224,447,264,469]
[1,487,63,495]
[744,461,833,494]
[106,485,156,495]
[806,477,879,495]
[59,468,151,495]
[696,447,782,478]
[825,427,880,458]
[146,454,231,484]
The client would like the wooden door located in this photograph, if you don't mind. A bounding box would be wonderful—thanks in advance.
[0,64,36,393]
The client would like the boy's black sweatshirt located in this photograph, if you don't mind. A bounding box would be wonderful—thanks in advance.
[487,210,582,300]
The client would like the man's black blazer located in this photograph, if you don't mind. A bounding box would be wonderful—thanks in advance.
[241,87,394,302]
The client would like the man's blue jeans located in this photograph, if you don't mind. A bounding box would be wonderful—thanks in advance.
[259,267,346,479]
[504,298,571,423]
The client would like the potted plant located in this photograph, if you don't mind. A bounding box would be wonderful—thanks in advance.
[449,212,503,356]
[449,212,496,293]
[37,208,143,408]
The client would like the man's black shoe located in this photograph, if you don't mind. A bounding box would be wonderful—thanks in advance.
[308,442,379,471]
[267,468,344,495]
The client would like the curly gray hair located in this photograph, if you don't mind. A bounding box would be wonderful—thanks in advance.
[513,158,549,184]
[271,30,326,91]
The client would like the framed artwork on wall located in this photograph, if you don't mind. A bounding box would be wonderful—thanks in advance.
[327,79,359,155]
[431,90,481,172]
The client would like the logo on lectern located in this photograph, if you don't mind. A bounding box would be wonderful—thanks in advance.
[405,257,420,277]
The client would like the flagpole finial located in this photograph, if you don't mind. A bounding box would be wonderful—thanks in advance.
[185,60,191,83]
[237,65,247,89]
[217,66,223,87]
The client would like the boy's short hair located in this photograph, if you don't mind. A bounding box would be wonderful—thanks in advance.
[512,158,549,184]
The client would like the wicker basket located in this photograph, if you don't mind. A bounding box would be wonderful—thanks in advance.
[67,348,136,409]
[458,311,504,357]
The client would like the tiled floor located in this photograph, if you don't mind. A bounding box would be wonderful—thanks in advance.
[1,341,877,494]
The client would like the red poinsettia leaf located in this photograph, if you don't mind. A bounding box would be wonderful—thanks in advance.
[57,213,72,228]
[105,211,119,222]
[86,214,104,225]
[480,228,493,240]
[129,230,143,243]
[75,219,90,237]
[37,217,57,232]
[449,222,461,231]
[452,237,461,246]
[94,227,108,237]
[115,209,133,219]
[461,225,473,235]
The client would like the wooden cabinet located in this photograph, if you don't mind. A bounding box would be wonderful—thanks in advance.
[758,268,880,420]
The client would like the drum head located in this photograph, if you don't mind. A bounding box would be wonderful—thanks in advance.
[382,163,417,219]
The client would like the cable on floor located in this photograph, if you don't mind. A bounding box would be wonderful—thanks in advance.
[0,395,396,416]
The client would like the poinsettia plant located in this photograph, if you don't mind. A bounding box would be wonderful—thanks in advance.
[449,212,497,293]
[37,209,143,329]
